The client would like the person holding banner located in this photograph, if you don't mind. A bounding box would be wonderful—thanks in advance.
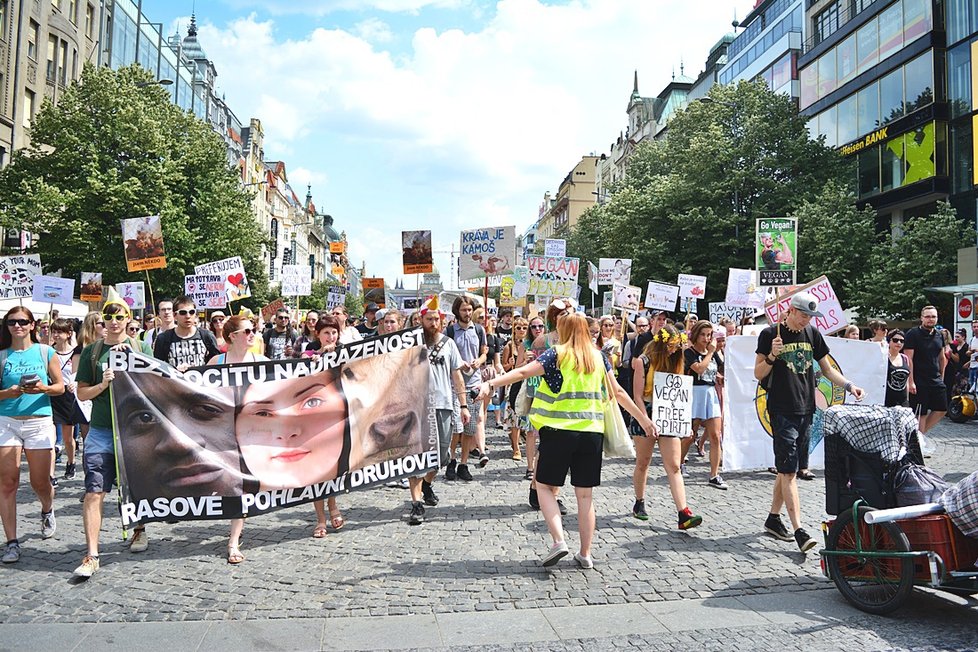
[330,306,363,344]
[0,307,65,564]
[685,321,726,490]
[754,291,865,554]
[595,316,621,370]
[478,312,654,568]
[630,325,703,530]
[72,295,152,577]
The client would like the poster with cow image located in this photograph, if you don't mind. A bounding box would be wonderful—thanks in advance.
[458,226,516,283]
[0,255,41,299]
[402,230,433,274]
[109,331,437,526]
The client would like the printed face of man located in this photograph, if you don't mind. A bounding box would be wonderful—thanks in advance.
[237,370,346,489]
[115,374,245,499]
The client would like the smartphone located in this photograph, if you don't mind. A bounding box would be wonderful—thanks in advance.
[468,388,481,401]
[20,373,40,388]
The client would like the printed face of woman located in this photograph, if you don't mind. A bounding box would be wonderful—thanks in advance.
[236,371,346,489]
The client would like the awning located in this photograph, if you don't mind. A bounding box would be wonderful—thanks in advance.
[923,284,978,295]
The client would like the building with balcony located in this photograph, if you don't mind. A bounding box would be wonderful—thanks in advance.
[536,156,597,240]
[718,0,804,99]
[797,0,977,229]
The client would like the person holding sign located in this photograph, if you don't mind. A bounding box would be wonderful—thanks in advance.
[477,312,654,569]
[0,307,65,564]
[685,321,726,490]
[630,325,703,530]
[754,291,864,554]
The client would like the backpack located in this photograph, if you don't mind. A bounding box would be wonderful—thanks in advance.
[445,323,486,351]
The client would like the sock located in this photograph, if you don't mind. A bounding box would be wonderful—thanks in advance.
[680,507,692,518]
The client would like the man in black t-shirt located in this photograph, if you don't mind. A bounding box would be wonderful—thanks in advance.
[153,296,221,370]
[755,291,864,554]
[496,309,513,347]
[357,302,380,338]
[903,305,947,435]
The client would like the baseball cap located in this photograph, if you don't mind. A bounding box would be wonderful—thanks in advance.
[789,291,824,318]
[364,302,380,312]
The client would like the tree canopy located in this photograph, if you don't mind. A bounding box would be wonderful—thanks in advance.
[0,63,269,308]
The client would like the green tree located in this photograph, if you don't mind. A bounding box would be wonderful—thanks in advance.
[0,63,269,308]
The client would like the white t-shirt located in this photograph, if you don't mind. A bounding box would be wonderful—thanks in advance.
[969,336,978,368]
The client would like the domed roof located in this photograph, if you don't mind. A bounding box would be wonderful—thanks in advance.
[182,15,207,61]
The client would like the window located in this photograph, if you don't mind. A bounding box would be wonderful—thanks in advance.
[856,14,879,74]
[813,2,839,45]
[904,122,936,184]
[71,48,78,80]
[877,2,903,63]
[68,0,77,23]
[947,0,976,45]
[85,4,95,40]
[0,1,6,41]
[902,0,932,44]
[857,83,879,135]
[23,90,35,129]
[51,0,61,10]
[60,38,68,84]
[818,48,837,97]
[771,52,793,89]
[819,105,838,147]
[46,34,57,82]
[882,136,905,192]
[948,42,971,119]
[28,20,39,60]
[837,95,857,145]
[879,67,904,125]
[836,33,857,87]
[949,120,973,194]
[800,63,817,109]
[904,50,933,114]
[858,147,880,197]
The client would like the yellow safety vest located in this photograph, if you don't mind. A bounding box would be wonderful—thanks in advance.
[529,347,607,433]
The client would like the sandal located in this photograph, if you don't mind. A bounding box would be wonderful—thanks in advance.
[330,514,346,531]
[227,546,245,564]
[312,524,328,538]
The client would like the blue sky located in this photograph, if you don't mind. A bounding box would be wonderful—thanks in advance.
[140,0,755,288]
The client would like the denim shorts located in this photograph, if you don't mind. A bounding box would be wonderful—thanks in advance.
[84,452,117,494]
[770,413,812,474]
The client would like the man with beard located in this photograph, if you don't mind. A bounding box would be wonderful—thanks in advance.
[407,296,469,525]
[357,303,381,338]
[496,309,513,347]
[904,305,947,451]
[72,290,153,578]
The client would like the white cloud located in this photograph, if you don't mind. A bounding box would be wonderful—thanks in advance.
[194,0,754,285]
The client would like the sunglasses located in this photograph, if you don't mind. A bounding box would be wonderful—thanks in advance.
[234,328,255,336]
[530,324,545,330]
[127,326,139,332]
[211,316,226,322]
[95,321,105,327]
[6,318,32,326]
[176,309,196,316]
[891,338,905,343]
[102,314,128,322]
[515,326,528,330]
[276,315,289,320]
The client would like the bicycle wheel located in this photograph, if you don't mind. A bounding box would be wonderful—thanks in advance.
[826,505,914,615]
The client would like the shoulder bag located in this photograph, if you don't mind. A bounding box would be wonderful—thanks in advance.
[602,369,635,458]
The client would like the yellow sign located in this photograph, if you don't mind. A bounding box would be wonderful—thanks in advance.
[839,126,889,156]
[329,241,345,254]
[332,264,345,277]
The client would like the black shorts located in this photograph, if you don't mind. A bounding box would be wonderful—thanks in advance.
[535,426,603,488]
[909,383,948,414]
[770,413,812,474]
[51,392,89,426]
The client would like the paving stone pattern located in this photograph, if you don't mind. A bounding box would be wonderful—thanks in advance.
[0,418,975,628]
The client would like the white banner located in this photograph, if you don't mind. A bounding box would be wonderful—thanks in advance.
[281,265,312,297]
[677,273,706,300]
[32,275,75,306]
[598,258,631,286]
[613,284,642,311]
[725,268,767,309]
[763,275,847,335]
[0,255,42,299]
[587,261,598,295]
[459,226,516,282]
[194,256,251,302]
[544,239,566,257]
[327,287,346,310]
[116,282,146,310]
[708,302,760,325]
[602,291,613,314]
[527,255,579,298]
[184,275,226,309]
[652,372,692,438]
[644,281,678,312]
[722,336,887,472]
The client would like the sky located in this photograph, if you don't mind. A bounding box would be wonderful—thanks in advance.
[140,0,757,289]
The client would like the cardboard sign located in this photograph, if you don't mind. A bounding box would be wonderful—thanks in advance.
[527,255,579,299]
[281,265,312,297]
[756,218,797,287]
[458,226,516,282]
[511,266,529,300]
[652,372,693,438]
[116,282,146,310]
[677,274,707,300]
[329,241,345,254]
[0,255,42,299]
[80,272,103,302]
[644,281,679,312]
[32,275,75,306]
[122,216,167,272]
[613,284,642,311]
[544,239,566,257]
[599,258,631,286]
[725,268,767,309]
[708,302,760,325]
[587,261,598,295]
[763,275,847,335]
[195,257,251,302]
[402,230,433,274]
[362,278,386,308]
[184,274,226,309]
[326,287,347,311]
[261,299,286,321]
[602,291,614,314]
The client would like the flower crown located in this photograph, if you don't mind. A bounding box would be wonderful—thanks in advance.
[653,329,687,344]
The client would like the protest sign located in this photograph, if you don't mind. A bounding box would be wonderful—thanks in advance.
[708,302,760,325]
[32,275,74,306]
[544,239,566,257]
[677,274,707,300]
[361,278,386,307]
[184,275,226,309]
[725,268,767,309]
[587,261,599,295]
[644,281,679,312]
[326,287,347,311]
[195,257,251,302]
[756,218,797,286]
[599,258,631,286]
[400,297,421,311]
[499,276,521,308]
[613,284,642,311]
[458,226,516,282]
[80,272,103,302]
[527,255,579,299]
[763,275,847,335]
[122,216,167,272]
[652,372,693,438]
[329,241,345,254]
[402,230,433,274]
[602,291,613,314]
[511,266,529,300]
[0,255,41,299]
[108,330,437,526]
[722,336,885,471]
[117,282,146,310]
[281,265,312,297]
[261,298,286,321]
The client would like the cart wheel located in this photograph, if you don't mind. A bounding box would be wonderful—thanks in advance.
[948,397,971,424]
[826,505,914,615]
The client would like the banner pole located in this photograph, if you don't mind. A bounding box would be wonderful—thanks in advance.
[144,270,156,319]
[484,277,489,311]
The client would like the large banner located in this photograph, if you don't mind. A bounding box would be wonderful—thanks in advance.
[722,336,886,472]
[195,256,251,303]
[0,254,41,299]
[527,255,579,299]
[110,331,436,526]
[459,226,516,282]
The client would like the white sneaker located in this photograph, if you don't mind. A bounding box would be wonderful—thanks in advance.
[708,475,728,490]
[73,555,99,578]
[542,540,569,567]
[574,552,593,569]
[129,529,148,553]
[41,511,57,539]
